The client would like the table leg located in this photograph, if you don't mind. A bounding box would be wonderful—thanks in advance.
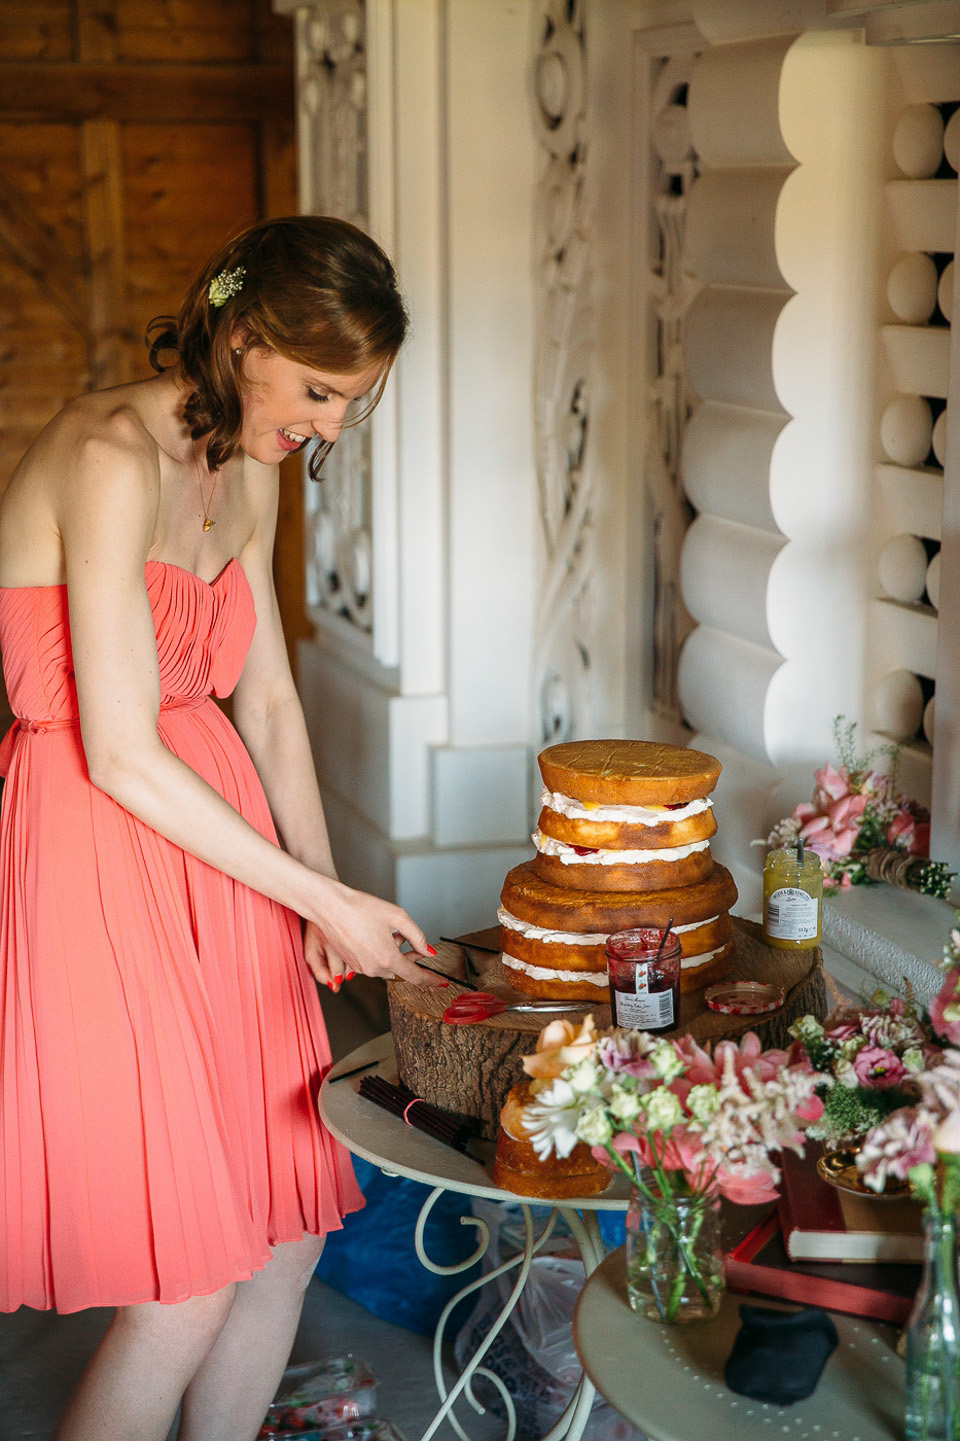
[410,1189,608,1441]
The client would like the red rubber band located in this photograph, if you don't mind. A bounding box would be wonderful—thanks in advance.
[403,1098,426,1124]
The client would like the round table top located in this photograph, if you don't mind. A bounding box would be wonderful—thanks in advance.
[573,1246,905,1441]
[319,1032,630,1209]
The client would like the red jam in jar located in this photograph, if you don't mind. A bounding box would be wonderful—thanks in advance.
[605,927,681,1033]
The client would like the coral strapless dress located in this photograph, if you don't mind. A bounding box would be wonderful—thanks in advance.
[0,559,362,1314]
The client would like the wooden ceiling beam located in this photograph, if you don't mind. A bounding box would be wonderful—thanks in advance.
[0,64,293,123]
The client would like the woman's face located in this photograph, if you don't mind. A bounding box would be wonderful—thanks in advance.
[233,340,383,465]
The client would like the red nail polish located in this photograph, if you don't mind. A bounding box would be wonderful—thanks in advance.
[427,945,438,957]
[440,980,449,987]
[346,971,356,980]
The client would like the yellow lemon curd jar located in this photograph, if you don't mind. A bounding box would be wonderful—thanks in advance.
[762,844,822,950]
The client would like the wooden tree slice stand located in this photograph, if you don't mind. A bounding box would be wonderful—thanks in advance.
[388,916,828,1141]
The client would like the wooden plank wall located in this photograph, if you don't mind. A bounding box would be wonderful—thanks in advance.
[0,0,309,697]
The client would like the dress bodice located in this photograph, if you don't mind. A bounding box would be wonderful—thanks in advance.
[0,559,256,726]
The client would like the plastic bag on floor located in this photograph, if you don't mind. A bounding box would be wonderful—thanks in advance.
[453,1201,644,1441]
[257,1355,377,1438]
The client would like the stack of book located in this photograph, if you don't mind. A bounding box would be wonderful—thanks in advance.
[725,1145,923,1324]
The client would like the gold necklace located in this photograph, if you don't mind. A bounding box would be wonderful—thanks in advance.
[193,445,219,532]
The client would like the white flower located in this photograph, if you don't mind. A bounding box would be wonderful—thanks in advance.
[650,1041,684,1082]
[790,1016,824,1048]
[902,1047,926,1075]
[576,1103,613,1147]
[566,1058,601,1094]
[609,1083,643,1123]
[685,1083,720,1124]
[835,1060,859,1089]
[521,1077,587,1159]
[641,1087,684,1133]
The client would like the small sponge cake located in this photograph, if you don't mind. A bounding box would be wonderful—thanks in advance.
[493,1079,612,1198]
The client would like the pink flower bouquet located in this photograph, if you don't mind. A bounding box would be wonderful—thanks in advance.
[521,1023,825,1203]
[789,992,940,1148]
[520,1023,825,1321]
[764,719,949,896]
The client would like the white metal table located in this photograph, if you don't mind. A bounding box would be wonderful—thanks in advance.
[319,1033,630,1441]
[573,1244,905,1441]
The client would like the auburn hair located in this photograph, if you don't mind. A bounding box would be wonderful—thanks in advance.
[146,215,408,481]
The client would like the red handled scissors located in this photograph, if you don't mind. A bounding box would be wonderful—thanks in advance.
[442,991,590,1026]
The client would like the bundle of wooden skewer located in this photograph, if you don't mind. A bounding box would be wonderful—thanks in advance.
[358,1074,474,1153]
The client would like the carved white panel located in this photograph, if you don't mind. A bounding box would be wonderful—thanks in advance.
[532,0,594,745]
[296,0,375,637]
[646,57,701,725]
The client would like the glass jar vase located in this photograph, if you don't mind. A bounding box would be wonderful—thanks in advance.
[905,1208,960,1441]
[625,1182,724,1324]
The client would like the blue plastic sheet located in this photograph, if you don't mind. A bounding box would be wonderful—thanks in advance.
[315,1159,482,1335]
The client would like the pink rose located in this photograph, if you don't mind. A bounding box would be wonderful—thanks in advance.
[852,1046,907,1090]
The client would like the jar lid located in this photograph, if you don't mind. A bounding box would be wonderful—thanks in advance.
[703,981,784,1016]
[605,926,680,959]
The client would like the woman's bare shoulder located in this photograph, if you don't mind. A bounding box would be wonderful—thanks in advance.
[0,388,164,587]
[29,388,161,478]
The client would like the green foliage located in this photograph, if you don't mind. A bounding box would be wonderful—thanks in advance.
[832,715,898,790]
[815,1081,904,1146]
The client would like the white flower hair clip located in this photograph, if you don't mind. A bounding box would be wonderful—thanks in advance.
[208,266,245,308]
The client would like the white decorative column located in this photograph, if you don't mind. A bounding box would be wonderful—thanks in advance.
[279,0,538,936]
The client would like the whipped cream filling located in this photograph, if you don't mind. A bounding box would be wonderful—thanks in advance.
[533,830,711,866]
[501,953,609,985]
[541,788,712,826]
[502,944,726,981]
[498,908,720,944]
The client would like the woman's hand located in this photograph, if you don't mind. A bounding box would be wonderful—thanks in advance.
[303,877,448,990]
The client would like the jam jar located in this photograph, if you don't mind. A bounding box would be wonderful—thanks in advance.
[605,927,681,1033]
[762,845,822,950]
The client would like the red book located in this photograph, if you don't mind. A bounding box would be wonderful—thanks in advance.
[778,1146,923,1263]
[725,1211,921,1324]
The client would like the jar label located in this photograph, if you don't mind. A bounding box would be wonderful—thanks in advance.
[765,886,819,941]
[613,962,675,1029]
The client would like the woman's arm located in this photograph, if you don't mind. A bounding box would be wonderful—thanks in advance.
[60,416,440,987]
[230,460,337,880]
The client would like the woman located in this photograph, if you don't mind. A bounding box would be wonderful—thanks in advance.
[0,215,444,1441]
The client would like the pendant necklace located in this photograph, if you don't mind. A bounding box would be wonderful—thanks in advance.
[193,445,219,532]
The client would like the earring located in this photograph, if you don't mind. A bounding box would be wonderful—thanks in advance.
[233,346,241,354]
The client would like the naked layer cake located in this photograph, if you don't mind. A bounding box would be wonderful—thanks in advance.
[502,738,737,999]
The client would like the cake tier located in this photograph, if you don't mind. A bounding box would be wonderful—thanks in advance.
[498,911,736,999]
[501,860,739,931]
[536,798,717,851]
[532,839,714,892]
[538,738,721,807]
